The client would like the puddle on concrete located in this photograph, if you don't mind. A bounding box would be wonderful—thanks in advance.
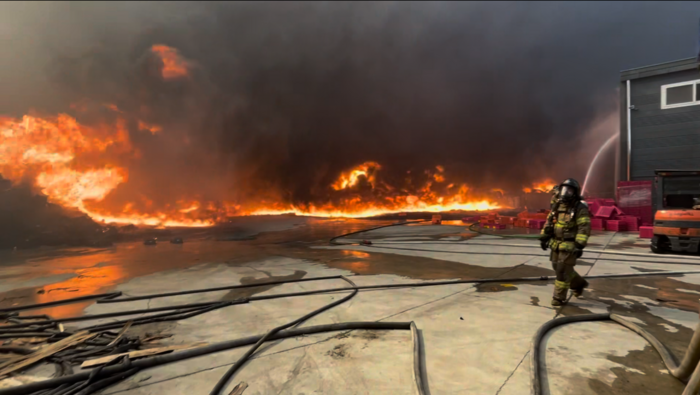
[476,283,519,293]
[586,345,685,395]
[0,219,395,318]
[585,275,699,358]
[281,244,554,281]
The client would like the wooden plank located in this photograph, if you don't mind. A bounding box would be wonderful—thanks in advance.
[106,321,132,347]
[80,342,207,369]
[229,381,248,395]
[0,331,96,378]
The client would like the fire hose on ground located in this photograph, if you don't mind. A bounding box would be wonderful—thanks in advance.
[531,311,700,395]
[468,222,542,239]
[332,220,700,266]
[2,221,700,394]
[3,270,700,394]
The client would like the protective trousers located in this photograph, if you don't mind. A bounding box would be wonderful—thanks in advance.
[550,250,586,301]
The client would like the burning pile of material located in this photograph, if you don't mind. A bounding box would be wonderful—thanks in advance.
[0,109,504,224]
[0,43,558,227]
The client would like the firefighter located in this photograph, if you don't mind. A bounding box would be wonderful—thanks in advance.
[539,179,591,306]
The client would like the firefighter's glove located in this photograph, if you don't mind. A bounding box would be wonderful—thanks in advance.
[574,242,585,258]
[539,235,551,251]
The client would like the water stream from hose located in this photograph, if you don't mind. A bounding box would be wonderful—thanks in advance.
[581,134,618,197]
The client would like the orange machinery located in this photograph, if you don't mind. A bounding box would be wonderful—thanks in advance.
[651,170,700,253]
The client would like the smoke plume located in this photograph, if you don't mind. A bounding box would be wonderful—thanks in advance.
[0,1,697,217]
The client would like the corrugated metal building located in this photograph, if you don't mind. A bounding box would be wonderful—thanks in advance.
[618,57,700,184]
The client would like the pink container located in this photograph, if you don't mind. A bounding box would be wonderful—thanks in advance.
[498,216,516,225]
[586,201,600,217]
[462,216,480,223]
[639,226,654,239]
[591,218,605,230]
[606,220,628,232]
[600,199,616,207]
[595,206,615,219]
[618,215,639,231]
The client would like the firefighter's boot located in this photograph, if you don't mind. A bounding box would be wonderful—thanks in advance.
[571,277,589,298]
[551,298,567,307]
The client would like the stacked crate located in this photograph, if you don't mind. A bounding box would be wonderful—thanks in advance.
[498,216,516,226]
[639,226,654,239]
[617,215,640,231]
[605,220,628,231]
[515,211,548,228]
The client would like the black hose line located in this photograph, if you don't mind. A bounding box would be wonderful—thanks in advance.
[530,314,610,395]
[361,243,700,267]
[75,368,141,395]
[97,275,346,304]
[4,322,414,395]
[246,270,700,297]
[329,220,428,245]
[209,276,359,395]
[467,222,542,239]
[1,276,347,315]
[530,313,700,395]
[1,300,247,330]
[331,220,700,266]
[82,301,238,332]
[5,270,700,332]
[0,293,121,314]
[5,219,699,395]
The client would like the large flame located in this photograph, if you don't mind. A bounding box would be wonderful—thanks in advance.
[523,179,557,193]
[0,44,513,228]
[331,161,380,190]
[251,165,501,218]
[0,112,502,225]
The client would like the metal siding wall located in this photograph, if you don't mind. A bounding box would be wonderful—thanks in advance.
[629,69,700,179]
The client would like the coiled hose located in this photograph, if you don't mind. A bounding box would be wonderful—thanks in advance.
[531,312,700,395]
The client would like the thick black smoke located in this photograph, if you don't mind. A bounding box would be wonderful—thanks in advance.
[1,2,698,209]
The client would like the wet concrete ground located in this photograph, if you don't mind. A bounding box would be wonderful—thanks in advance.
[1,217,699,394]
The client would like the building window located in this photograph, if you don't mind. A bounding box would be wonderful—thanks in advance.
[661,80,700,109]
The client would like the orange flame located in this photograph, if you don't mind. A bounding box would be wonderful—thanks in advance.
[0,43,509,227]
[251,172,500,218]
[150,45,190,80]
[523,179,557,193]
[0,113,214,227]
[331,161,380,190]
[0,112,503,225]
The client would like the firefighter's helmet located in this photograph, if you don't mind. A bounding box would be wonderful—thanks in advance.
[558,178,581,203]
